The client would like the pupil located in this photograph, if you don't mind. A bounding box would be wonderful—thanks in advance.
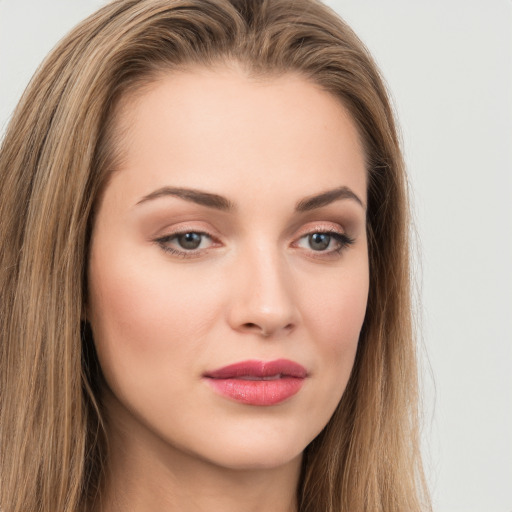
[178,232,202,250]
[309,233,330,251]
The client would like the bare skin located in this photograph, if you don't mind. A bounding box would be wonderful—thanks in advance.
[87,64,369,512]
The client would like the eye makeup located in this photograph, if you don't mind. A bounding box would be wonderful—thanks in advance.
[153,225,355,261]
[155,230,219,258]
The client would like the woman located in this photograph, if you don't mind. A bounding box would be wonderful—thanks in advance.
[0,0,431,511]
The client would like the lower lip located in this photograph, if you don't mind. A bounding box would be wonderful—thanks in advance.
[205,377,305,406]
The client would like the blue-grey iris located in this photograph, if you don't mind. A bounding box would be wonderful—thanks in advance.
[178,232,202,250]
[309,233,330,251]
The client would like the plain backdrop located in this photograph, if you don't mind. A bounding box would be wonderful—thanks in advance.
[1,1,511,511]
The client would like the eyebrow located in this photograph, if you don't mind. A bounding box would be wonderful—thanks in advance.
[295,186,365,211]
[136,186,234,211]
[136,185,365,212]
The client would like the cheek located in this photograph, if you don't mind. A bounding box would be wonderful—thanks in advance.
[86,245,223,383]
[298,257,369,400]
[288,258,368,442]
[301,264,369,350]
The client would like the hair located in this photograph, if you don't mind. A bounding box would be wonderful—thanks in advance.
[0,0,430,510]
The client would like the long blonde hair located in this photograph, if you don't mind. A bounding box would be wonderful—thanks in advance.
[0,1,430,510]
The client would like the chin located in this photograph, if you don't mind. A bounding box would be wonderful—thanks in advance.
[178,421,313,472]
[200,442,304,472]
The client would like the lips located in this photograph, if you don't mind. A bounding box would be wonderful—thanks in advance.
[203,359,307,406]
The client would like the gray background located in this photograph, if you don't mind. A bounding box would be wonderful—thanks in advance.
[1,1,511,510]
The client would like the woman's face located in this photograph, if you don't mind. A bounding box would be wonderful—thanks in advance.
[87,66,369,471]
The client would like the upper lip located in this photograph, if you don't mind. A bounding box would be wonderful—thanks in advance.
[204,359,307,379]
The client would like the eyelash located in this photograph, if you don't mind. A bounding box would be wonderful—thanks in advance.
[295,229,355,257]
[155,231,217,258]
[155,228,355,259]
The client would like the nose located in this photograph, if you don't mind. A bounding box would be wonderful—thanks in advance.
[226,244,299,339]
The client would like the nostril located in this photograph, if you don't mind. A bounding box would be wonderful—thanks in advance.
[241,322,295,337]
[242,322,271,337]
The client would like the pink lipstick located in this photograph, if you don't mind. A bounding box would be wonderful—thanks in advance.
[203,359,307,406]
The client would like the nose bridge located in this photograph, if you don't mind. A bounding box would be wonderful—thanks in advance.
[228,237,298,336]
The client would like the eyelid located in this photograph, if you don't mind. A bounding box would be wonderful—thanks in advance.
[292,221,348,239]
[151,220,221,240]
[290,222,355,256]
[152,221,354,259]
[153,223,223,258]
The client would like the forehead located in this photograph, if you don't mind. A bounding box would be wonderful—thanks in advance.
[108,65,367,208]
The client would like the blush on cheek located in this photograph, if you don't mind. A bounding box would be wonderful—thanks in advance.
[89,256,223,360]
[304,277,368,345]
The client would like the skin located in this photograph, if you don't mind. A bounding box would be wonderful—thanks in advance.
[87,64,369,512]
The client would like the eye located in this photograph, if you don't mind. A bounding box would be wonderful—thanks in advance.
[295,230,354,254]
[175,232,203,250]
[307,233,332,251]
[155,231,215,256]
